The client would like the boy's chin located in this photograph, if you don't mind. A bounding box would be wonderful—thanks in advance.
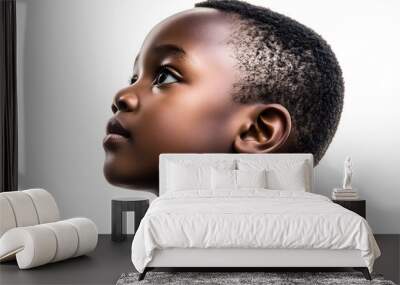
[103,161,159,193]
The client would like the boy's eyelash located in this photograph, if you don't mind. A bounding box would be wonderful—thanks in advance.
[155,65,182,81]
[129,65,182,85]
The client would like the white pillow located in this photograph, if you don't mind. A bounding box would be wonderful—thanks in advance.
[266,162,307,191]
[166,162,211,191]
[236,169,268,189]
[166,159,236,192]
[211,168,236,190]
[211,168,268,190]
[237,159,310,191]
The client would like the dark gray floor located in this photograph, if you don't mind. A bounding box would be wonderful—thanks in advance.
[0,234,399,285]
[375,234,400,284]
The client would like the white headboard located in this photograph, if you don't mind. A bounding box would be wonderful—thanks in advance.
[159,153,314,195]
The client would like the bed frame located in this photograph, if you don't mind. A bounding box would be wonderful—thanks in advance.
[138,154,372,281]
[140,248,371,280]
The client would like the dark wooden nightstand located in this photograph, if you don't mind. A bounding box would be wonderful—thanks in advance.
[332,199,366,219]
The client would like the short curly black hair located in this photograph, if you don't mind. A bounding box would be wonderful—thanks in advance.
[195,0,344,165]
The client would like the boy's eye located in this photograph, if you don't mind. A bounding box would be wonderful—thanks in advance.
[154,67,179,86]
[129,75,138,85]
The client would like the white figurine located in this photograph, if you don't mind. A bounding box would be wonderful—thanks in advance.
[342,156,353,190]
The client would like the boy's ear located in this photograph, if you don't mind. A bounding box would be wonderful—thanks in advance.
[233,103,292,153]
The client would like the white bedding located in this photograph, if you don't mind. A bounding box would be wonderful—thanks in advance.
[131,190,380,273]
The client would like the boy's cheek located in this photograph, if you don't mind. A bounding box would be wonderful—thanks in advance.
[134,113,232,154]
[128,86,235,152]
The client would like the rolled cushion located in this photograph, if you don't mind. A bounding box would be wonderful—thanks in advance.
[42,221,79,262]
[0,191,39,227]
[0,196,17,237]
[64,218,98,257]
[23,188,60,224]
[0,217,98,269]
[0,225,57,268]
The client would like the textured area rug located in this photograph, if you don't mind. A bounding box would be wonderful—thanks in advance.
[116,271,396,285]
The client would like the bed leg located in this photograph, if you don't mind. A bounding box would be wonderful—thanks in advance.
[138,268,148,281]
[354,267,371,280]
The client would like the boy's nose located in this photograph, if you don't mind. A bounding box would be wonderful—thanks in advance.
[112,90,139,113]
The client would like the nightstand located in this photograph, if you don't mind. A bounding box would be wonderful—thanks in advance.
[332,199,366,219]
[111,197,149,242]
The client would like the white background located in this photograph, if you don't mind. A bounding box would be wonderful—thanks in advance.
[16,0,400,234]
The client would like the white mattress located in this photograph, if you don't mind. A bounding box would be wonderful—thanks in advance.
[131,190,380,273]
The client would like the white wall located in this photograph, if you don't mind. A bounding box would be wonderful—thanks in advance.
[16,0,400,234]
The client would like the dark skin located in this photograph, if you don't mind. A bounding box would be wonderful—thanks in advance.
[103,8,295,194]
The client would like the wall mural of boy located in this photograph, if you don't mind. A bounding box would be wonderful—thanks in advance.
[102,0,344,194]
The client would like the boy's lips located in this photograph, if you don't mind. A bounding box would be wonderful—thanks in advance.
[106,117,131,138]
[103,117,132,149]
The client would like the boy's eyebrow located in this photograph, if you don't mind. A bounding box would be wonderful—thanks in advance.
[152,44,186,57]
[134,44,187,67]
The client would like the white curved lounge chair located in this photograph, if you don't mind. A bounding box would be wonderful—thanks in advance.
[0,188,98,269]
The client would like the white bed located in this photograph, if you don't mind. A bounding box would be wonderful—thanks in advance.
[131,154,380,280]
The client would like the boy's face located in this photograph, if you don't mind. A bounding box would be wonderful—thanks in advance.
[103,8,250,190]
